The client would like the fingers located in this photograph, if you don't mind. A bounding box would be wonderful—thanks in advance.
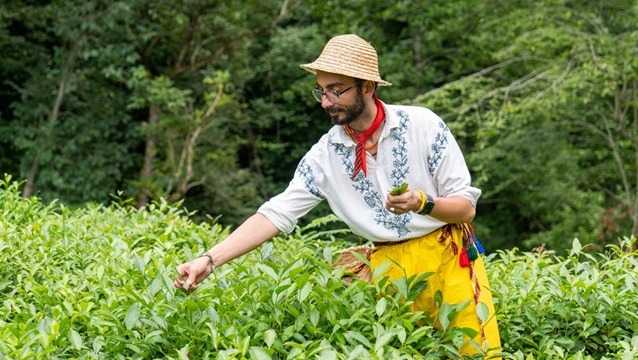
[387,204,404,214]
[386,189,418,214]
[386,201,404,214]
[185,269,198,291]
[174,257,213,292]
[174,263,197,292]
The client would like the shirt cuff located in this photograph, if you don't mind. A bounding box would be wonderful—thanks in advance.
[257,202,298,234]
[445,186,481,207]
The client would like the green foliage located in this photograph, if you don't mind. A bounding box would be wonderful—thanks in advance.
[413,0,638,252]
[246,26,330,191]
[2,0,638,253]
[3,177,638,359]
[490,238,638,359]
[3,0,141,203]
[0,176,470,358]
[125,66,264,224]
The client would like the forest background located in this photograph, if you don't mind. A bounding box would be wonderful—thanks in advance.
[1,0,637,253]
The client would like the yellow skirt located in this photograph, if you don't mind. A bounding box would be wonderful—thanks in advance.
[370,224,502,356]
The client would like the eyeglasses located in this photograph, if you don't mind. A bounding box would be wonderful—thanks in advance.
[312,81,361,104]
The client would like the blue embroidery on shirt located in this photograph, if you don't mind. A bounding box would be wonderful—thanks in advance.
[391,110,410,187]
[428,120,449,175]
[329,110,413,237]
[331,143,354,175]
[296,158,323,198]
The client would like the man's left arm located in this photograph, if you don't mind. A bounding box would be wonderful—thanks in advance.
[386,190,475,223]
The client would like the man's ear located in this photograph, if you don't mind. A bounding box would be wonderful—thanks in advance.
[364,80,377,98]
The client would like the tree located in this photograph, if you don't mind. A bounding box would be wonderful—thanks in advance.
[414,0,638,251]
[5,1,139,203]
[128,0,301,208]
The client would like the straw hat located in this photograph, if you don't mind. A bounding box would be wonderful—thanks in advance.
[300,34,392,86]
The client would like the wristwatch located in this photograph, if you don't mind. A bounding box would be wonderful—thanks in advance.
[418,194,435,215]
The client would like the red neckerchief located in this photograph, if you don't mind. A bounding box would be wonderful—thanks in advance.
[344,95,385,180]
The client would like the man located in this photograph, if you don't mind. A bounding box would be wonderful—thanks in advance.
[174,34,501,355]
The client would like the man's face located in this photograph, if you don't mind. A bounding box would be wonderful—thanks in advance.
[315,72,366,126]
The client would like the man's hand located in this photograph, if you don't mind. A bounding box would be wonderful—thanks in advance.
[174,256,213,292]
[386,187,421,215]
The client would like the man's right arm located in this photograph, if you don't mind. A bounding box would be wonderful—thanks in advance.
[174,213,280,291]
[206,212,280,267]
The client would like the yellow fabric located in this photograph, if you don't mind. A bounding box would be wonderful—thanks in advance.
[370,225,502,356]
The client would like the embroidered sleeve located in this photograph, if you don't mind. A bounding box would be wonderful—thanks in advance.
[427,120,449,176]
[428,119,481,205]
[257,155,325,234]
[295,157,323,198]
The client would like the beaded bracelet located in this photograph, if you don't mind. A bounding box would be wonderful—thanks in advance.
[200,251,217,272]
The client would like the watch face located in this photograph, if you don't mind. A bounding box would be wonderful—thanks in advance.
[420,194,434,215]
[424,201,435,215]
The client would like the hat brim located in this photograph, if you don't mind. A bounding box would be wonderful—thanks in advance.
[300,62,392,87]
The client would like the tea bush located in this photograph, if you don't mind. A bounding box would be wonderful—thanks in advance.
[489,239,638,359]
[1,175,637,359]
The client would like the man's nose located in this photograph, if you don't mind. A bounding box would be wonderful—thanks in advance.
[320,95,333,108]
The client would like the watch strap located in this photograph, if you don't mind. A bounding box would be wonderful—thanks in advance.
[419,193,435,215]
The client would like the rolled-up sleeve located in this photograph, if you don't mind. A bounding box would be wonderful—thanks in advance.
[429,120,481,206]
[257,156,324,234]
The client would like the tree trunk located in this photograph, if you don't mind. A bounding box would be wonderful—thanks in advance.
[244,119,269,199]
[22,158,40,198]
[166,125,202,203]
[136,103,160,208]
[632,79,638,250]
[132,3,298,206]
[22,38,79,198]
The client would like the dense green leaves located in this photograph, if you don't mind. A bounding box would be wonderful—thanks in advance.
[490,237,638,358]
[2,177,638,358]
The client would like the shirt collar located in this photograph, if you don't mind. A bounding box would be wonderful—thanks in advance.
[331,101,399,146]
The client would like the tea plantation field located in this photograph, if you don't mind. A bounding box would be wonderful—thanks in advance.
[1,177,637,359]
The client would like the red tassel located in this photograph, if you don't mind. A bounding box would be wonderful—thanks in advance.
[459,249,471,267]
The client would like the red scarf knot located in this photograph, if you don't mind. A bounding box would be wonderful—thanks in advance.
[344,95,385,180]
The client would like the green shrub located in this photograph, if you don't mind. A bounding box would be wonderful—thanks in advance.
[490,239,638,359]
[1,175,637,359]
[0,176,466,359]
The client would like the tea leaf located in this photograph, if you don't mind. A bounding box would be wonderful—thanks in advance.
[240,336,250,356]
[476,302,489,323]
[438,303,453,330]
[263,329,276,348]
[397,328,406,344]
[344,331,371,347]
[571,238,582,255]
[389,183,409,195]
[124,303,140,330]
[405,326,432,344]
[322,246,333,263]
[69,329,83,350]
[298,282,312,303]
[371,262,392,282]
[257,264,278,280]
[374,331,395,352]
[376,298,387,317]
[248,346,272,360]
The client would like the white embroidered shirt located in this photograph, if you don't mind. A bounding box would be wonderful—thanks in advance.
[258,102,481,242]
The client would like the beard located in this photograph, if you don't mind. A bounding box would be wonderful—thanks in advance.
[326,89,366,126]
